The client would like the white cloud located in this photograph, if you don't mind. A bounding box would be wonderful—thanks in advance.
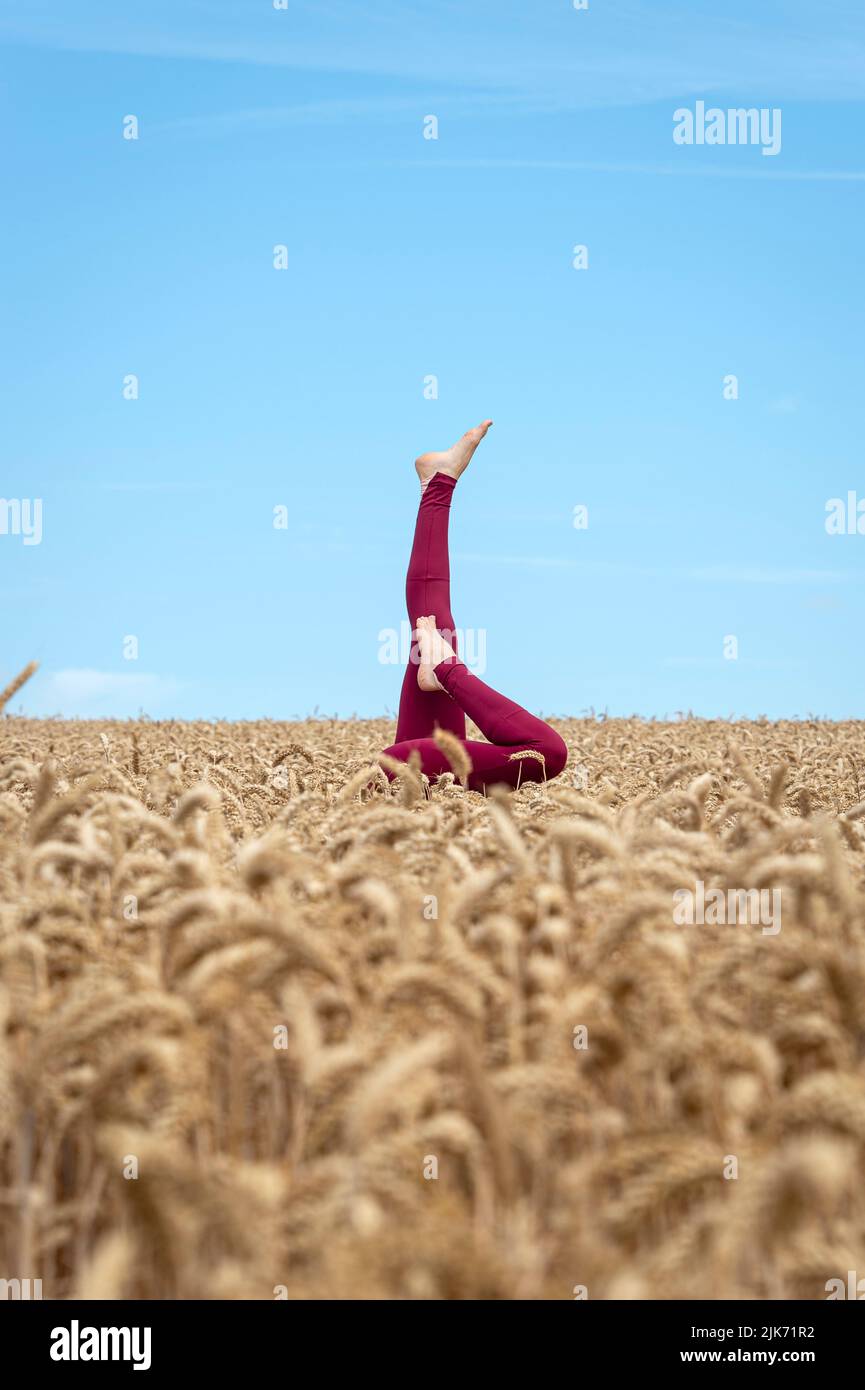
[1,0,864,109]
[686,566,848,584]
[23,669,183,718]
[456,551,580,569]
[152,95,533,138]
[662,656,796,669]
[397,159,865,183]
[457,553,861,585]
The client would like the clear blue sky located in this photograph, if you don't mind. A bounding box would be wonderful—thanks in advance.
[1,0,863,720]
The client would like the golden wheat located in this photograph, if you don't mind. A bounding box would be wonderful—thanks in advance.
[1,713,864,1299]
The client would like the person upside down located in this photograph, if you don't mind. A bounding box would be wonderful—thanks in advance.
[380,419,568,794]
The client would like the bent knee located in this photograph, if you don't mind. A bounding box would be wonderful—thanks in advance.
[539,731,568,781]
[380,739,444,782]
[379,743,404,778]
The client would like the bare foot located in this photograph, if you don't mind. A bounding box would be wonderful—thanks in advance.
[415,419,493,493]
[415,614,456,692]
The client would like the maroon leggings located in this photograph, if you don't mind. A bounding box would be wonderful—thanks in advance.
[380,472,568,793]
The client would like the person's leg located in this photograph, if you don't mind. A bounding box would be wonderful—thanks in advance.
[436,658,568,784]
[393,419,493,740]
[380,419,565,793]
[394,472,466,743]
[384,619,568,793]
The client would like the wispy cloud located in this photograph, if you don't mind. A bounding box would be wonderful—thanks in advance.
[2,0,863,109]
[687,566,853,584]
[803,593,844,611]
[398,158,865,183]
[23,669,183,718]
[97,482,218,493]
[456,551,581,570]
[457,552,861,585]
[662,656,798,670]
[151,94,553,138]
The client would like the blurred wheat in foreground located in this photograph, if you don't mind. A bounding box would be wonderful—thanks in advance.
[1,715,865,1301]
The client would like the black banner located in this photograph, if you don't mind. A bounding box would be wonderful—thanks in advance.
[3,1298,861,1375]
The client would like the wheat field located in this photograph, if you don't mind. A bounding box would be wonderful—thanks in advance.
[1,713,865,1300]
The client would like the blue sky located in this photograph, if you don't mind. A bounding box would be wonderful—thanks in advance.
[1,0,864,720]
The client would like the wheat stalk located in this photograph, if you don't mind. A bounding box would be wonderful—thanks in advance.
[0,660,38,713]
